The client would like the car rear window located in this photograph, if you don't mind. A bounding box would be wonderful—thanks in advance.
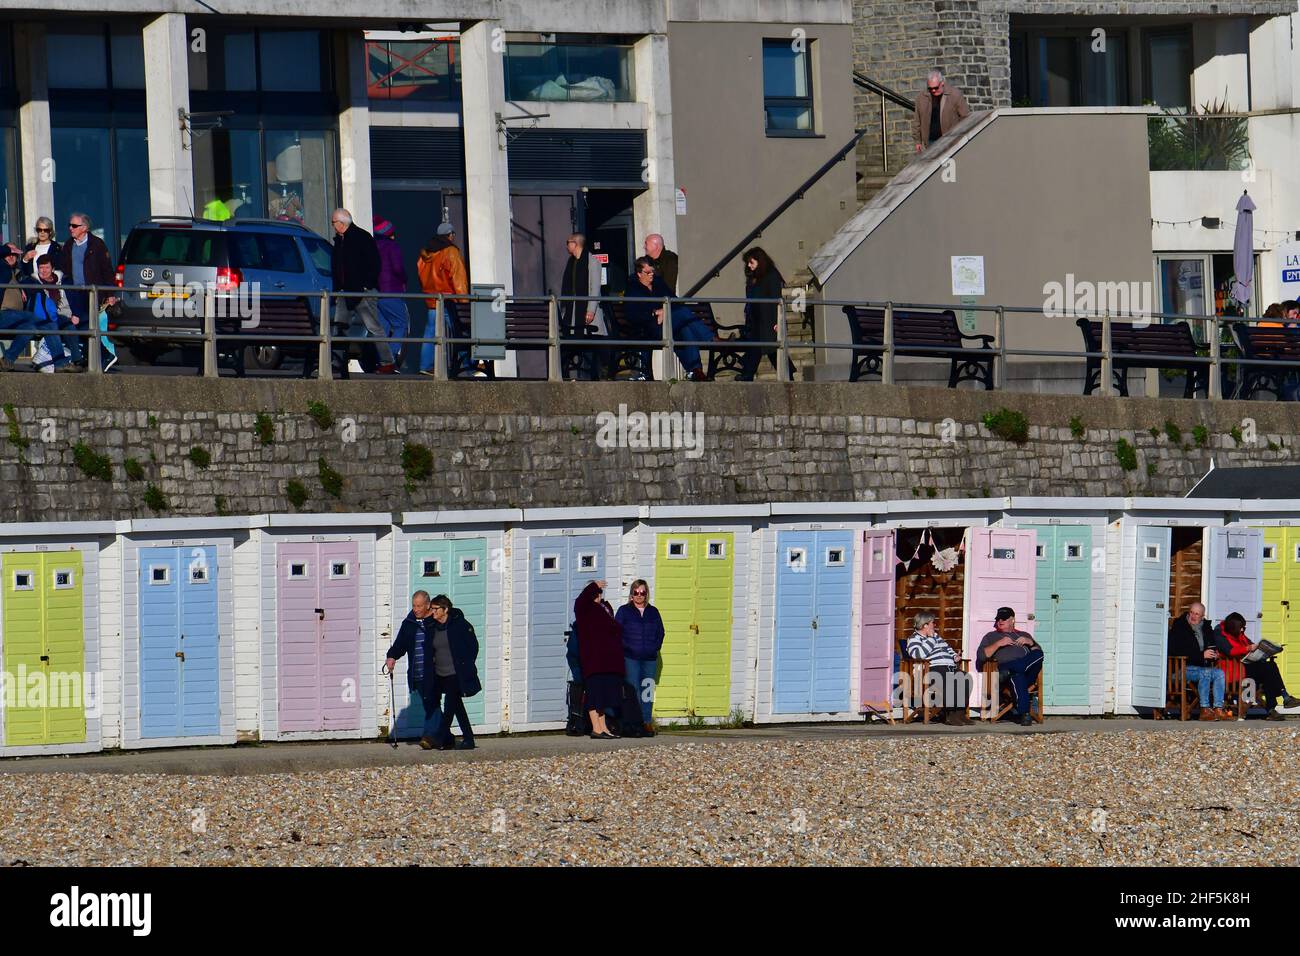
[123,229,223,267]
[228,233,305,273]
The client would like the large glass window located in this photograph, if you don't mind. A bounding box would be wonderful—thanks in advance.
[188,28,325,92]
[265,130,337,237]
[47,24,143,91]
[762,39,814,134]
[367,37,461,102]
[259,30,323,92]
[503,37,633,102]
[1145,29,1192,110]
[51,127,148,258]
[193,129,263,221]
[0,129,19,248]
[1014,29,1130,107]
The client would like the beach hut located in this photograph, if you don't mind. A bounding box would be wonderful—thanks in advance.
[257,513,390,741]
[509,507,635,731]
[1000,498,1122,714]
[759,503,879,722]
[390,509,517,738]
[0,520,117,757]
[633,505,766,722]
[1239,499,1300,694]
[119,516,259,749]
[1108,498,1239,714]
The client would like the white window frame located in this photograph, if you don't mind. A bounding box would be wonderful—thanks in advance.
[12,570,34,591]
[993,547,1016,560]
[460,557,480,577]
[1262,544,1277,562]
[1064,542,1083,561]
[1035,544,1046,559]
[1143,543,1161,562]
[149,564,171,586]
[422,558,443,578]
[824,547,845,567]
[786,547,807,570]
[706,539,726,560]
[577,552,598,573]
[329,561,350,579]
[539,553,560,574]
[52,569,74,590]
[287,561,310,580]
[666,540,688,560]
[189,564,210,584]
[1293,543,1300,563]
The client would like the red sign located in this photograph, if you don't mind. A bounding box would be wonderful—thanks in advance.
[593,253,609,264]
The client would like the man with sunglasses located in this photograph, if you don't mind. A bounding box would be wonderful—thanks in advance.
[56,212,117,368]
[912,68,970,154]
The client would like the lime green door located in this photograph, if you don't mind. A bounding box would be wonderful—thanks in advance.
[653,533,734,718]
[1260,528,1300,695]
[3,552,86,746]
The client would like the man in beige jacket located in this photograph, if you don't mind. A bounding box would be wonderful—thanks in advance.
[913,69,971,153]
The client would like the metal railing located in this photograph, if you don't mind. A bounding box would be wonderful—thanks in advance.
[5,283,1296,400]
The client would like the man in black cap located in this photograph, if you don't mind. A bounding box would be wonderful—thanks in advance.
[975,607,1043,726]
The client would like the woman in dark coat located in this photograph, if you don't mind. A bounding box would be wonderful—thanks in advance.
[738,246,795,381]
[575,579,624,739]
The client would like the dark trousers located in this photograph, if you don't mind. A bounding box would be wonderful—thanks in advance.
[1244,659,1288,710]
[926,665,971,710]
[999,650,1044,715]
[738,339,795,380]
[422,674,474,744]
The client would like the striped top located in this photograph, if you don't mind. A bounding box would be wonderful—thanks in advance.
[906,631,958,668]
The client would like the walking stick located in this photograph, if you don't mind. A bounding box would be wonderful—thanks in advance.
[382,663,398,747]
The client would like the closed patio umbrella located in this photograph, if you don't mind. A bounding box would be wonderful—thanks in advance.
[1231,190,1256,308]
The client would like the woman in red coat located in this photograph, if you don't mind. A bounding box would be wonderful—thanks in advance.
[575,579,625,739]
[1215,611,1298,719]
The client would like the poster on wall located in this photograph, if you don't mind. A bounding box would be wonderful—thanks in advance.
[1277,239,1300,303]
[951,255,985,297]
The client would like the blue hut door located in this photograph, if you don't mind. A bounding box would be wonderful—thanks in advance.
[774,531,853,714]
[1132,526,1171,708]
[528,534,603,723]
[140,545,219,738]
[1027,525,1091,708]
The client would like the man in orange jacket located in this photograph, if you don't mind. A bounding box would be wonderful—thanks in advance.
[416,223,473,377]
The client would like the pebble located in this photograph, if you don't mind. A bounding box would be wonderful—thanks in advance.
[0,730,1296,865]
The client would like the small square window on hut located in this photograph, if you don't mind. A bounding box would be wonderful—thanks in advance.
[1064,543,1083,561]
[825,548,845,567]
[330,562,349,578]
[53,570,74,589]
[1143,544,1160,562]
[578,553,596,571]
[422,559,442,578]
[12,571,32,591]
[539,554,559,573]
[706,540,725,559]
[190,565,209,583]
[786,548,806,570]
[288,562,308,578]
[1262,545,1277,562]
[460,557,479,576]
[667,541,687,559]
[150,565,170,585]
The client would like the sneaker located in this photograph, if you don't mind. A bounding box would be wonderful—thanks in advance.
[0,357,13,371]
[1283,696,1300,709]
[1018,713,1034,727]
[419,368,437,377]
[439,738,457,751]
[687,368,708,382]
[455,739,476,750]
[1216,707,1238,721]
[1266,710,1285,721]
[418,737,435,750]
[102,354,118,373]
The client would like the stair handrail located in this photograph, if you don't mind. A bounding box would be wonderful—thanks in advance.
[852,71,915,112]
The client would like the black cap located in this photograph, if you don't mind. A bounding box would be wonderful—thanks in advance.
[994,607,1016,622]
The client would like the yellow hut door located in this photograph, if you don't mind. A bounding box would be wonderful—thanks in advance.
[653,533,734,718]
[1261,530,1300,694]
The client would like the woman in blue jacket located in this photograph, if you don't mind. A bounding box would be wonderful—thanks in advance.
[615,579,665,735]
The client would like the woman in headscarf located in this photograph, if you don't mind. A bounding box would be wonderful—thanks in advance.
[574,579,625,739]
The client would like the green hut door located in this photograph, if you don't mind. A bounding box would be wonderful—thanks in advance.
[654,533,734,718]
[3,552,87,746]
[1026,525,1091,708]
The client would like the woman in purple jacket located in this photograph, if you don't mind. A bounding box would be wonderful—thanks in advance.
[373,217,409,367]
[615,579,665,735]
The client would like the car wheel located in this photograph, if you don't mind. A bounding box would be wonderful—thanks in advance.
[246,344,283,371]
[127,345,167,366]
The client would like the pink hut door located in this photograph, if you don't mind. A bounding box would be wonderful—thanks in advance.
[278,542,322,732]
[859,530,896,712]
[318,542,361,731]
[965,528,1038,708]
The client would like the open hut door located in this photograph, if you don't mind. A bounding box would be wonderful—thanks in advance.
[1206,527,1263,640]
[859,529,895,714]
[1132,526,1171,709]
[964,528,1037,708]
[1168,527,1204,626]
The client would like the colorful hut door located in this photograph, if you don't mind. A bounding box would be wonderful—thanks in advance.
[965,528,1037,708]
[276,542,361,733]
[1025,526,1091,708]
[654,533,734,717]
[527,535,603,723]
[1260,528,1300,694]
[1131,525,1171,708]
[773,530,853,714]
[139,546,220,738]
[2,552,86,746]
[859,530,896,713]
[1206,528,1263,640]
[397,538,489,737]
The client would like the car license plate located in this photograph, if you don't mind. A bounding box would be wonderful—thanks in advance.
[146,289,189,299]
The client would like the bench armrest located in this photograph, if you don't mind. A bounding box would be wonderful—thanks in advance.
[960,332,995,349]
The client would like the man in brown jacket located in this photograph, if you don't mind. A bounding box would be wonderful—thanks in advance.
[913,69,971,153]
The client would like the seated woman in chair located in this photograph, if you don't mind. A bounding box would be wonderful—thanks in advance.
[1214,611,1300,720]
[905,611,971,725]
[975,607,1043,726]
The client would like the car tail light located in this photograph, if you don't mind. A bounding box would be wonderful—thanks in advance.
[115,264,124,289]
[215,267,241,291]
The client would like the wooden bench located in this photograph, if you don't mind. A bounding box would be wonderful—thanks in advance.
[896,638,969,724]
[1230,322,1300,400]
[979,659,1044,723]
[683,301,747,380]
[1075,317,1207,398]
[841,306,995,388]
[1159,655,1247,721]
[500,300,588,380]
[217,296,349,379]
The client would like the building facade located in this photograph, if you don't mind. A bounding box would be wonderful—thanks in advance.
[0,1,857,318]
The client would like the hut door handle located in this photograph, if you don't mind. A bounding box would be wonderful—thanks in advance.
[811,618,818,630]
[689,623,699,633]
[1051,594,1060,601]
[1282,600,1290,607]
[1027,613,1035,621]
[39,655,49,663]
[1155,602,1165,609]
[175,651,186,662]
[315,608,325,620]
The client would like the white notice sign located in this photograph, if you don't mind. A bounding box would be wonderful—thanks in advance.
[675,187,687,215]
[951,256,986,297]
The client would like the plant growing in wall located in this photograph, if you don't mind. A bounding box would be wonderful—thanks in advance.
[253,412,276,446]
[1229,426,1243,446]
[286,480,309,510]
[72,442,112,481]
[3,404,29,451]
[143,483,170,512]
[1068,416,1085,440]
[1146,462,1158,478]
[981,408,1029,444]
[1116,438,1138,472]
[1163,420,1182,445]
[188,446,212,469]
[318,457,344,498]
[1148,426,1160,439]
[147,414,158,429]
[124,458,145,482]
[401,442,434,482]
[306,401,334,430]
[1192,424,1208,448]
[215,495,229,516]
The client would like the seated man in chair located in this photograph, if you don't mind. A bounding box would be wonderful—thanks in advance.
[1167,601,1228,720]
[975,606,1043,726]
